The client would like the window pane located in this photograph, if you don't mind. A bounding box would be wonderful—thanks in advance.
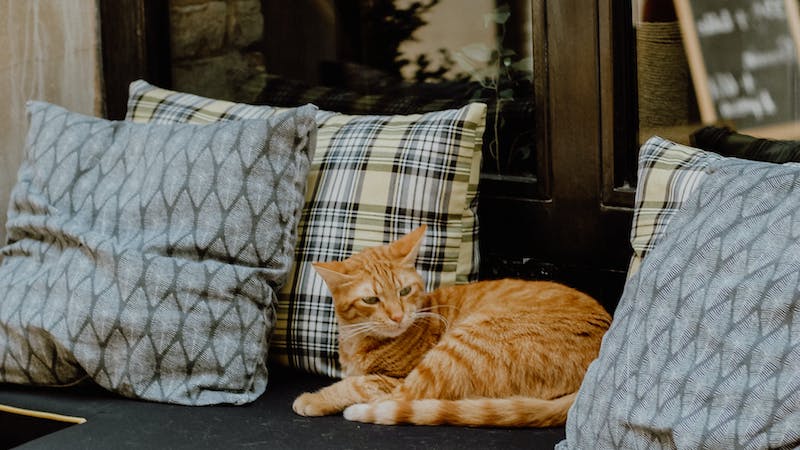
[260,0,536,179]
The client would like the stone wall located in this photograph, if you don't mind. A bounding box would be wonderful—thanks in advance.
[170,0,265,102]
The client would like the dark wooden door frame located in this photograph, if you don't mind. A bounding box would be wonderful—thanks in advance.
[479,0,635,309]
[99,0,172,120]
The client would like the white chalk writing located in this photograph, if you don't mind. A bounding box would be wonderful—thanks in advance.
[718,90,777,120]
[751,0,785,20]
[696,9,734,36]
[742,36,797,70]
[708,72,740,100]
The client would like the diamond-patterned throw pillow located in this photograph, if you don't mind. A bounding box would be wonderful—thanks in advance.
[559,157,800,449]
[628,136,722,276]
[126,80,486,378]
[0,101,317,405]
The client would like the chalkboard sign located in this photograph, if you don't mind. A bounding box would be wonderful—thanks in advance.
[674,0,800,138]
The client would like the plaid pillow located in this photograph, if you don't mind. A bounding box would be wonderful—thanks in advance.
[126,80,486,377]
[628,136,722,276]
[126,79,337,124]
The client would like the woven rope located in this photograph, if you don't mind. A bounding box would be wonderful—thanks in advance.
[637,21,692,128]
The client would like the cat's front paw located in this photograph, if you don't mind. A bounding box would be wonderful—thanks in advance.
[293,392,335,416]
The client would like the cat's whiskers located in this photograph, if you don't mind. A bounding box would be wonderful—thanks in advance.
[416,304,460,315]
[340,327,378,340]
[345,328,378,339]
[339,321,381,340]
[339,322,377,330]
[411,311,450,329]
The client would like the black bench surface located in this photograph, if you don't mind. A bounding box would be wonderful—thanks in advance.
[0,368,565,449]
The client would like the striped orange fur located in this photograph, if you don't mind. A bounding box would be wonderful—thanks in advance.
[292,225,611,427]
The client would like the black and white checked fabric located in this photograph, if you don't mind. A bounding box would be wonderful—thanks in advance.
[278,108,485,376]
[628,136,723,276]
[125,81,486,378]
[126,79,337,124]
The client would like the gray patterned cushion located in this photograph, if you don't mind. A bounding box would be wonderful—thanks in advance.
[0,101,317,405]
[559,158,800,448]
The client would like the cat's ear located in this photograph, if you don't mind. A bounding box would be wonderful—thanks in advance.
[312,261,355,289]
[393,224,427,266]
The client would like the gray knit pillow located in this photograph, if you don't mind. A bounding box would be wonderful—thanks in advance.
[559,158,800,448]
[0,101,316,405]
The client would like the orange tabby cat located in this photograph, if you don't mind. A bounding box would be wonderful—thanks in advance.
[292,225,611,427]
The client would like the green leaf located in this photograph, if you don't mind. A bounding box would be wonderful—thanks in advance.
[484,5,511,26]
[499,88,515,100]
[452,52,477,73]
[460,43,493,63]
[471,91,487,101]
[475,66,499,82]
[515,145,532,159]
[511,57,533,72]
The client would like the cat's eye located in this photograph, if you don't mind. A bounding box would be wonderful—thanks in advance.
[362,296,380,305]
[398,286,411,296]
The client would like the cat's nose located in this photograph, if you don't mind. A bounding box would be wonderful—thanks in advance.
[390,312,403,323]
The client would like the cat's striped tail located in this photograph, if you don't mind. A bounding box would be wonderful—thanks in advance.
[342,393,577,427]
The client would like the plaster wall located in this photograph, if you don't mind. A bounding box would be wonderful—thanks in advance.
[0,0,101,243]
